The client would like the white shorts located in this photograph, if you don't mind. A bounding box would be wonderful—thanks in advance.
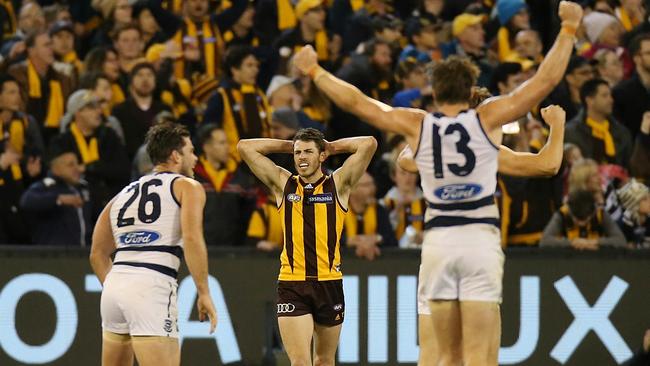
[419,224,504,309]
[101,270,179,337]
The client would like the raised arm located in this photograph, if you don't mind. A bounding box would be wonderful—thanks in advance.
[89,199,116,285]
[498,105,566,176]
[237,138,293,197]
[175,178,217,333]
[293,46,425,145]
[477,1,583,131]
[330,136,378,203]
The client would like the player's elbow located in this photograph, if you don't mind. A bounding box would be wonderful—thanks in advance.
[361,136,378,152]
[237,140,251,159]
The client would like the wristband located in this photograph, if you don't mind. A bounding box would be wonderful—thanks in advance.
[560,24,577,37]
[308,65,325,80]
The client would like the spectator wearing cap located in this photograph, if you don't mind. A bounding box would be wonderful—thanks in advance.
[399,16,442,63]
[49,21,82,82]
[442,13,494,87]
[540,189,626,249]
[19,144,92,246]
[113,62,171,160]
[494,0,530,62]
[544,56,595,121]
[70,72,125,144]
[581,11,634,78]
[273,0,341,74]
[0,74,44,244]
[566,78,632,168]
[341,5,399,55]
[392,59,430,108]
[0,2,45,63]
[594,48,625,87]
[266,74,327,128]
[50,89,129,220]
[203,46,271,162]
[7,30,74,145]
[613,33,650,140]
[616,179,650,247]
[268,107,300,173]
[194,124,259,246]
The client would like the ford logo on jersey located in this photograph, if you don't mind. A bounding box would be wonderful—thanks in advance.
[434,184,483,201]
[119,231,161,245]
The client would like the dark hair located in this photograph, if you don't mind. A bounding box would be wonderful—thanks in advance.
[129,61,156,85]
[111,22,142,42]
[396,58,422,81]
[629,32,650,57]
[489,62,522,95]
[84,47,116,74]
[0,74,18,93]
[580,78,608,106]
[568,189,596,221]
[223,45,256,78]
[78,72,109,90]
[25,30,48,49]
[429,56,479,104]
[363,38,391,57]
[292,128,326,152]
[146,122,191,165]
[196,123,223,149]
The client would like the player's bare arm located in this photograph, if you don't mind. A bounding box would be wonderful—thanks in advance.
[397,105,566,177]
[89,199,116,285]
[174,177,217,334]
[498,105,566,176]
[293,46,425,148]
[237,139,293,204]
[477,1,583,131]
[329,136,378,206]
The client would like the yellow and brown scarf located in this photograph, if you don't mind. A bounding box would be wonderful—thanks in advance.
[586,117,615,158]
[27,60,64,128]
[70,122,99,164]
[199,155,237,192]
[0,116,26,180]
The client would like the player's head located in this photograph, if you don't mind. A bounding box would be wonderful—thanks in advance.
[292,128,326,179]
[429,56,479,106]
[146,122,196,177]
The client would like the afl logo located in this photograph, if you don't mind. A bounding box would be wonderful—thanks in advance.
[434,184,483,201]
[277,303,296,314]
[287,193,302,203]
[119,231,160,245]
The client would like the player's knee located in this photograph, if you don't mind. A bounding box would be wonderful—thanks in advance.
[313,355,335,366]
[438,352,463,366]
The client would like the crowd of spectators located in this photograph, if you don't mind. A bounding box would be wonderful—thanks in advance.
[0,0,649,257]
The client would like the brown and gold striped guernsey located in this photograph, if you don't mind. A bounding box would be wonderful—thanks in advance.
[279,174,347,281]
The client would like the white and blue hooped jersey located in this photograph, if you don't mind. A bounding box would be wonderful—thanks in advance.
[109,172,183,279]
[414,109,500,229]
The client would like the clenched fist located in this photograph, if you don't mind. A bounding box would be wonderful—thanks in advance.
[540,105,566,128]
[558,1,583,29]
[293,45,319,75]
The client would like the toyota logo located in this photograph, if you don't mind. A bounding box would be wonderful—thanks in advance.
[277,303,296,314]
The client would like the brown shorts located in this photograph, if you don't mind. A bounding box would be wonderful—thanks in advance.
[276,280,344,326]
